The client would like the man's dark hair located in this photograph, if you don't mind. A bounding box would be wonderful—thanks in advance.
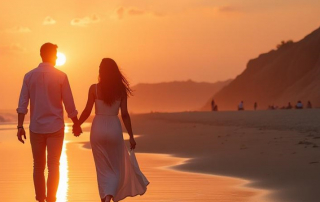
[40,43,58,58]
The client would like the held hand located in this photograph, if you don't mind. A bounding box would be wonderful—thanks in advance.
[17,128,26,144]
[72,124,82,137]
[130,137,136,150]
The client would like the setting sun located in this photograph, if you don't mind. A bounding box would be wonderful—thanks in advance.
[56,52,66,67]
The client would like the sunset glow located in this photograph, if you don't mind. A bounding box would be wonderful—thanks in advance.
[1,0,320,111]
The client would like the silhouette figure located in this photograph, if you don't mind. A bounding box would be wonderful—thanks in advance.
[213,105,218,111]
[211,99,218,111]
[211,99,215,111]
[78,58,149,202]
[307,101,312,108]
[16,43,82,202]
[254,102,257,110]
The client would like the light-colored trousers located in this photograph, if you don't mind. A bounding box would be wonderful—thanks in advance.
[30,128,64,202]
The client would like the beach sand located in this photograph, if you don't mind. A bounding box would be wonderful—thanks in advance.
[117,109,320,202]
[2,109,319,201]
[0,123,269,202]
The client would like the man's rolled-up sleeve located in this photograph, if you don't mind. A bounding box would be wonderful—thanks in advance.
[61,75,78,118]
[16,75,30,114]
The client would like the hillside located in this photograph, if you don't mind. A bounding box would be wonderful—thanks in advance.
[203,26,320,111]
[128,80,231,113]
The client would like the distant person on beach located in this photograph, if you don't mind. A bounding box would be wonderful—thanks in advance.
[211,99,218,111]
[77,58,149,202]
[211,99,215,111]
[296,101,303,109]
[286,102,293,109]
[213,105,218,111]
[307,101,312,108]
[238,101,244,111]
[254,102,257,110]
[16,43,82,202]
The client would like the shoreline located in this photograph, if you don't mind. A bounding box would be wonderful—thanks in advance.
[79,142,271,202]
[82,138,273,202]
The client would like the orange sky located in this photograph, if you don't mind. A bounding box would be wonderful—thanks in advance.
[1,0,320,110]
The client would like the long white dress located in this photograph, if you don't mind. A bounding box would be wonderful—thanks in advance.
[90,85,149,201]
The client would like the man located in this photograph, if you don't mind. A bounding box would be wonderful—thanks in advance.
[16,43,82,202]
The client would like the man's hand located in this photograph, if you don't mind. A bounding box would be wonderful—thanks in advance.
[17,128,26,144]
[72,124,82,137]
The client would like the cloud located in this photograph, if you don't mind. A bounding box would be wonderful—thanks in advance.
[71,14,100,27]
[153,12,165,17]
[0,43,26,54]
[43,16,56,25]
[127,8,145,16]
[117,7,125,19]
[5,26,31,33]
[116,7,162,19]
[218,6,241,13]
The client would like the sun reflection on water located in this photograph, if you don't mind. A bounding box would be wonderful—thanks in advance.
[56,126,70,202]
[64,126,70,134]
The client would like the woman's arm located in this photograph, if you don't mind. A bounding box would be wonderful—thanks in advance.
[78,84,95,125]
[120,95,136,149]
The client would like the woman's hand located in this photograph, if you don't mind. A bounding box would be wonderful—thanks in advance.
[130,137,136,150]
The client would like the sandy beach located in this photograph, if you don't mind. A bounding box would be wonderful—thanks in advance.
[2,109,320,201]
[117,109,320,202]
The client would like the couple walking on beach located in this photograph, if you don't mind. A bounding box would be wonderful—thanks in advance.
[16,43,149,202]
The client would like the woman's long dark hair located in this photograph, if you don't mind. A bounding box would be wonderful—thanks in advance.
[98,58,133,105]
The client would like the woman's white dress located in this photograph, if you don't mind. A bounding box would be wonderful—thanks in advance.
[90,85,149,201]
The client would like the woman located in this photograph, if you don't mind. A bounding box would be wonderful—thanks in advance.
[78,58,149,202]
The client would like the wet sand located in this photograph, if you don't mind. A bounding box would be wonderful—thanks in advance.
[0,123,270,202]
[68,142,270,202]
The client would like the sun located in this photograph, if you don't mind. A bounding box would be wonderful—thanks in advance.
[56,52,66,67]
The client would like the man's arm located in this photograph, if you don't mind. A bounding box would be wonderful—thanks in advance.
[61,75,78,118]
[16,75,29,144]
[61,74,82,136]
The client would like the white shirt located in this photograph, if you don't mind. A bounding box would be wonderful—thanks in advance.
[17,63,78,133]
